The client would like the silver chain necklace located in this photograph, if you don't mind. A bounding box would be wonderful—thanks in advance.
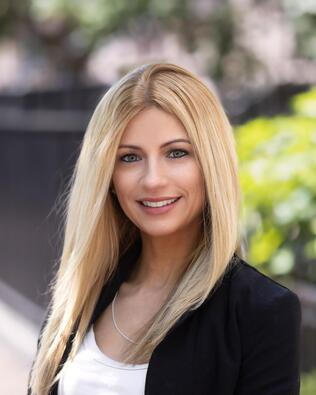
[111,290,139,345]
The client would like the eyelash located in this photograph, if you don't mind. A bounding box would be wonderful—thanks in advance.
[119,149,189,163]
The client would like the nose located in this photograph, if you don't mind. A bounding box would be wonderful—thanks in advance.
[140,158,168,190]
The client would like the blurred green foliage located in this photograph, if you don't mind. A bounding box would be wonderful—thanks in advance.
[235,88,316,280]
[301,368,316,395]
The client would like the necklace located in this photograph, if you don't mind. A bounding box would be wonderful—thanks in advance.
[112,290,139,345]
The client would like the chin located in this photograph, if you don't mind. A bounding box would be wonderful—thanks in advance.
[138,225,183,238]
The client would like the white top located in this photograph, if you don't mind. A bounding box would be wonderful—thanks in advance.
[58,325,149,395]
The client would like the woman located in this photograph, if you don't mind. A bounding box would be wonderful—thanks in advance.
[28,62,301,395]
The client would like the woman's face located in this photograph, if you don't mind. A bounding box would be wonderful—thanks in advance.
[112,106,205,238]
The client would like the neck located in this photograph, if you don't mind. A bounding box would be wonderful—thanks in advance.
[128,226,202,292]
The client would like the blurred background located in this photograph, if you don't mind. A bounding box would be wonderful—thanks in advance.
[0,0,315,393]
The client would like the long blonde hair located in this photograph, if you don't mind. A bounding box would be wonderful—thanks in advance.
[28,62,245,394]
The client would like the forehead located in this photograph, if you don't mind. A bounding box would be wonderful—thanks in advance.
[120,106,188,143]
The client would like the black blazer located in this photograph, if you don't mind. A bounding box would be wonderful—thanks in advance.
[28,239,301,394]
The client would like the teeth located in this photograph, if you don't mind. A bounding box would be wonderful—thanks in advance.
[142,198,178,207]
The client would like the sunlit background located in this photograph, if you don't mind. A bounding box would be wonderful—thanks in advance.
[0,1,316,393]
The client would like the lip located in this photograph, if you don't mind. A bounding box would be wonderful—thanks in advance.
[137,197,181,215]
[137,196,181,202]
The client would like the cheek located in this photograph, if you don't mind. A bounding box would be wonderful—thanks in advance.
[112,170,138,216]
[185,165,204,194]
[112,169,132,193]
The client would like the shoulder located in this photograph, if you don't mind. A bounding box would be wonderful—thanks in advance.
[227,256,301,333]
[217,257,302,394]
[229,255,299,304]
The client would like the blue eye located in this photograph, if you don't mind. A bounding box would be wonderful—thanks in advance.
[168,149,188,159]
[119,149,188,163]
[120,153,140,163]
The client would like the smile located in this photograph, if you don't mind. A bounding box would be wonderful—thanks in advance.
[137,197,182,215]
[141,197,180,207]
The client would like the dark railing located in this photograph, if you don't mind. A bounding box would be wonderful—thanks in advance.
[0,85,107,316]
[292,281,316,372]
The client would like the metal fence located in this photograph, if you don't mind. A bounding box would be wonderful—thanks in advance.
[0,85,107,315]
[292,281,316,372]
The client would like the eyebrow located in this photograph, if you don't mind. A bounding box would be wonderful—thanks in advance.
[118,138,191,149]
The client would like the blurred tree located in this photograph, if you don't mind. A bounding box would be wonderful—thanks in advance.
[282,0,316,60]
[0,0,315,93]
[235,87,316,282]
[0,0,298,88]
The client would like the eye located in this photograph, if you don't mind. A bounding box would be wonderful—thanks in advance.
[119,149,188,163]
[120,153,140,163]
[168,149,188,159]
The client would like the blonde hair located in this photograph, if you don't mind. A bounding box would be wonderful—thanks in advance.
[28,62,245,394]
